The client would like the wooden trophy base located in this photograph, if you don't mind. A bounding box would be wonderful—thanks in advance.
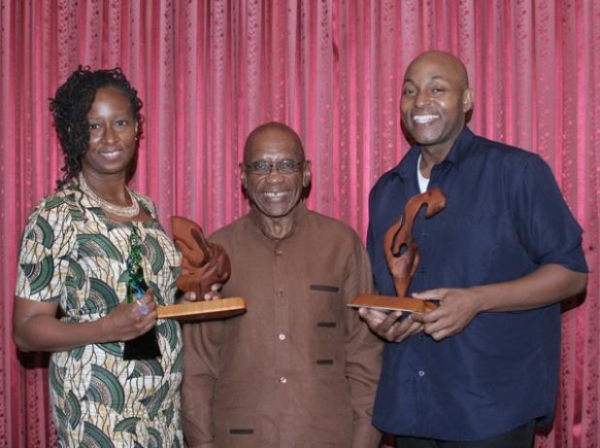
[348,294,438,314]
[157,297,246,321]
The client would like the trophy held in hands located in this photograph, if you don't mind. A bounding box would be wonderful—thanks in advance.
[157,216,246,321]
[350,187,446,314]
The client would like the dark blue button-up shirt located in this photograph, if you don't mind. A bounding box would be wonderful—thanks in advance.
[367,128,588,441]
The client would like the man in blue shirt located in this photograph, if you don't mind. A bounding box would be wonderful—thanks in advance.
[358,51,588,447]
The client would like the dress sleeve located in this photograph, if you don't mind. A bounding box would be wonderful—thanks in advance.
[343,238,383,448]
[181,319,226,448]
[15,200,76,302]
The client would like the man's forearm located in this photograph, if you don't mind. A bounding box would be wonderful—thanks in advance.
[472,264,587,313]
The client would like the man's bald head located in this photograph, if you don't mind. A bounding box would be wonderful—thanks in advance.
[243,122,305,163]
[404,50,470,90]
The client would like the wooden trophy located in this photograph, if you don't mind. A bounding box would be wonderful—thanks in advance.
[350,187,446,314]
[157,216,246,321]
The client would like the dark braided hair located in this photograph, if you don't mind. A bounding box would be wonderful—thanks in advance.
[50,66,143,189]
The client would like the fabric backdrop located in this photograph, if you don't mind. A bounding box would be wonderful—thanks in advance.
[1,1,598,446]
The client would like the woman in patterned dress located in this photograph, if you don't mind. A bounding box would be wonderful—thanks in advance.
[13,67,185,447]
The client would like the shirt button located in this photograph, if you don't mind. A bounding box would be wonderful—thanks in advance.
[418,370,425,377]
[278,333,286,341]
[275,250,283,256]
[276,291,284,298]
[279,376,287,384]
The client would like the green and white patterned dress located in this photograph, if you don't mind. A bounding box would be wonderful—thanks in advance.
[15,183,184,448]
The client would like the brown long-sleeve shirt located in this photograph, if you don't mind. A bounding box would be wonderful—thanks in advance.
[182,204,382,447]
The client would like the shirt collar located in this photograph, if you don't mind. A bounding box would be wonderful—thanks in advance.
[248,201,309,241]
[394,127,475,181]
[441,127,475,168]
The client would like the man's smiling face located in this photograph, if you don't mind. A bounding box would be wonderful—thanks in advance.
[400,51,473,158]
[241,125,310,219]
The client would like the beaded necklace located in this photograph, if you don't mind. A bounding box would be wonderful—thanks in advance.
[78,173,140,218]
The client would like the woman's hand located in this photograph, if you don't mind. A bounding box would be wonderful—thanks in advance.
[100,291,158,342]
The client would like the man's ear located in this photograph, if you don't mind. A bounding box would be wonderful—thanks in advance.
[462,88,474,113]
[239,163,248,190]
[302,160,312,188]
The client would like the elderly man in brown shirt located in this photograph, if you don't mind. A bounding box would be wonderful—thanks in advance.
[181,122,383,448]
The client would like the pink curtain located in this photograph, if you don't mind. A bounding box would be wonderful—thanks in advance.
[1,1,598,446]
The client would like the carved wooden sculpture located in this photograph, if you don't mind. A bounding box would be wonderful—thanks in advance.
[351,187,446,313]
[156,216,245,321]
[171,215,232,299]
[385,187,446,298]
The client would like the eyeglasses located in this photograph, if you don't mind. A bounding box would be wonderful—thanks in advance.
[244,159,305,175]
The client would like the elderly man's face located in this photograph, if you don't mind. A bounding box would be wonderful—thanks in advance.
[241,127,310,219]
[400,52,472,157]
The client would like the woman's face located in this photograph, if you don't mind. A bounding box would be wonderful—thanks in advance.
[81,87,138,179]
